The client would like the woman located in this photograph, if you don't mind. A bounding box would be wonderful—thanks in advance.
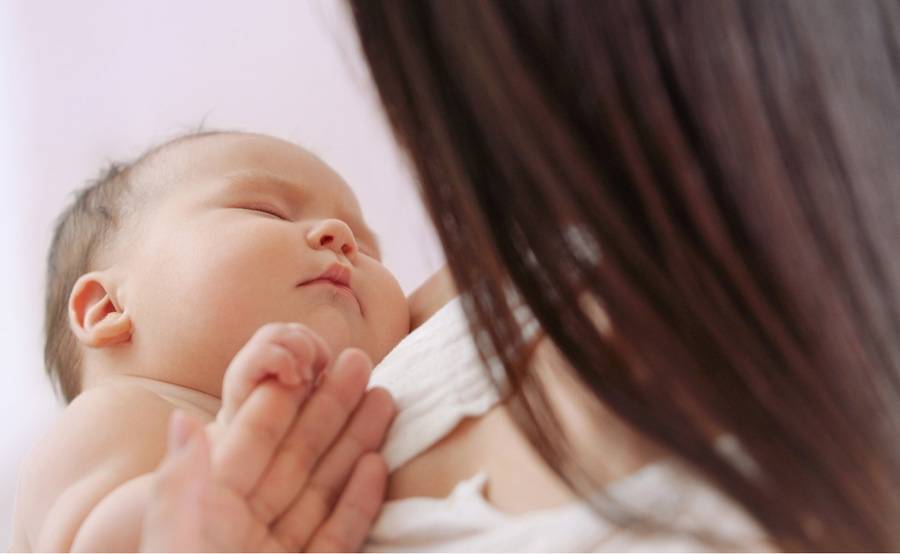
[146,1,900,551]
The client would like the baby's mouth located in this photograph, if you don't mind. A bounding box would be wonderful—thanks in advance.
[299,263,352,289]
[302,278,354,296]
[297,263,361,313]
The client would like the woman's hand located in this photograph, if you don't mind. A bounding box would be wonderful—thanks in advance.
[141,347,395,552]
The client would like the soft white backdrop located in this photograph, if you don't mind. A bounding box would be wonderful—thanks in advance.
[0,1,444,548]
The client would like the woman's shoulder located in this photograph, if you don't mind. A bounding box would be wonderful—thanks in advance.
[406,265,458,331]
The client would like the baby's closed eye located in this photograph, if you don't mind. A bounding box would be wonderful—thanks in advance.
[236,204,290,220]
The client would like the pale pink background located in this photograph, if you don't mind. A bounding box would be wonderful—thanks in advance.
[0,1,444,547]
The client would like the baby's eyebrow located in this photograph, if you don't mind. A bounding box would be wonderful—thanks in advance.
[221,171,307,203]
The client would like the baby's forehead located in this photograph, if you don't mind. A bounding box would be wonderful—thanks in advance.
[131,133,381,257]
[141,132,364,211]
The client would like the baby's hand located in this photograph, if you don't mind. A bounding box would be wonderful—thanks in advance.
[217,322,331,426]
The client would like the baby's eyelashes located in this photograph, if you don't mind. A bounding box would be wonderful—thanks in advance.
[238,204,290,221]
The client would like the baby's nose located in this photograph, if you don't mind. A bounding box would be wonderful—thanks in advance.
[307,219,357,258]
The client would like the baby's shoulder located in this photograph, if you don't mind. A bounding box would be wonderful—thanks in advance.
[69,381,177,419]
[15,384,178,546]
[25,383,176,479]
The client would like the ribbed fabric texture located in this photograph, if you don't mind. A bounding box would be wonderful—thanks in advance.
[369,296,501,471]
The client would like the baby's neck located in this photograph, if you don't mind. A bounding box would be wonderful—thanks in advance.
[93,374,222,419]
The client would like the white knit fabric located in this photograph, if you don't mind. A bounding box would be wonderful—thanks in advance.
[366,297,770,552]
[368,296,501,471]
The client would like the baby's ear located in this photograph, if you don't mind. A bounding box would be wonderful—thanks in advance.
[68,272,133,348]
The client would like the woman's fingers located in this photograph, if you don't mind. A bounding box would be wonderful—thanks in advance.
[247,348,373,524]
[213,381,310,496]
[270,387,395,547]
[142,412,212,552]
[146,345,393,553]
[304,453,389,553]
[205,343,392,552]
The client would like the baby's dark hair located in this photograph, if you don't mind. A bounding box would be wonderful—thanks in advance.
[44,130,225,402]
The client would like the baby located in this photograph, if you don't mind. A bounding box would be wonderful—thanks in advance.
[10,131,417,551]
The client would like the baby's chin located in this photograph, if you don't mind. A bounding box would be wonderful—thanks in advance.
[337,331,403,368]
[290,312,379,365]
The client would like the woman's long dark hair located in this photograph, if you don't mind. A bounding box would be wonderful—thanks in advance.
[349,1,900,550]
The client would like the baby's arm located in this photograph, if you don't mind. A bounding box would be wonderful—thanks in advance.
[14,385,176,551]
[13,322,322,552]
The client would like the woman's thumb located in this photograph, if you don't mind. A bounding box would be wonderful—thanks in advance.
[167,410,205,453]
[153,410,213,507]
[141,411,212,552]
[159,410,211,480]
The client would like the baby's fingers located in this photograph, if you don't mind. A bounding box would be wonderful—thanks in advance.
[220,323,332,424]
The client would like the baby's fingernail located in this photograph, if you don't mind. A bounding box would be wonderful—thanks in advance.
[168,411,194,452]
[314,370,327,388]
[282,368,301,386]
[300,364,314,382]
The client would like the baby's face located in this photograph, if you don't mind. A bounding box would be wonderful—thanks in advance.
[115,133,409,396]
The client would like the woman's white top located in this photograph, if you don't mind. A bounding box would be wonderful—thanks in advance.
[366,297,771,552]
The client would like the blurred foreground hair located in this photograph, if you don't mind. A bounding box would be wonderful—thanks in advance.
[350,0,900,550]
